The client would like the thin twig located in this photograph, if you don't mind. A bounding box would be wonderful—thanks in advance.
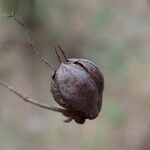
[8,11,55,70]
[0,79,65,113]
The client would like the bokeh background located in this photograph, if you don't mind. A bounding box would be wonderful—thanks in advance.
[0,0,150,150]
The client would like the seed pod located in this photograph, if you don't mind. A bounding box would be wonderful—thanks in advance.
[51,58,104,124]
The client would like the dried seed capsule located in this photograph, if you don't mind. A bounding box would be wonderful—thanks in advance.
[51,58,104,124]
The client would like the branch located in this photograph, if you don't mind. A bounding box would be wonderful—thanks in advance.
[0,79,65,113]
[8,11,55,70]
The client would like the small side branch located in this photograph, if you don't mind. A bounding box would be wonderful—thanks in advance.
[0,79,65,113]
[8,11,55,70]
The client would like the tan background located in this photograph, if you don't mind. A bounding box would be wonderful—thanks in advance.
[0,0,150,150]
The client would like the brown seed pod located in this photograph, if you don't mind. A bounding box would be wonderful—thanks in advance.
[51,57,104,124]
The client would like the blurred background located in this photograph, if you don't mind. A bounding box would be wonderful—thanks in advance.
[0,0,150,150]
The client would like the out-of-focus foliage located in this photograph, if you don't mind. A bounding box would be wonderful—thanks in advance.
[0,0,150,150]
